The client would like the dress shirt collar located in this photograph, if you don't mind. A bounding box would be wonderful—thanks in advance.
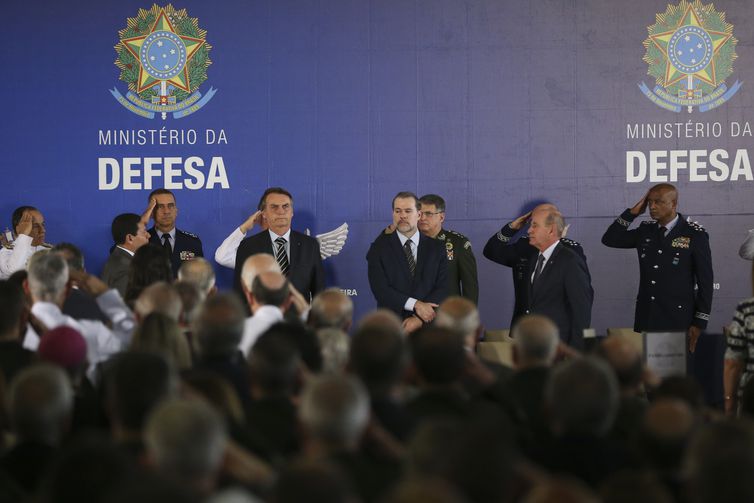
[397,231,420,249]
[660,214,680,235]
[116,245,135,257]
[268,228,291,242]
[156,228,176,243]
[540,240,559,262]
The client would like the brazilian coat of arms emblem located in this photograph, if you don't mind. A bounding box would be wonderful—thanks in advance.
[639,0,740,113]
[111,4,216,119]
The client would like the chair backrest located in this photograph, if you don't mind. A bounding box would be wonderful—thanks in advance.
[477,341,514,366]
[606,328,644,354]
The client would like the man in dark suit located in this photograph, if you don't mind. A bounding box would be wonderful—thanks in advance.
[483,203,587,329]
[146,188,204,277]
[233,187,324,302]
[101,213,150,297]
[367,191,448,333]
[525,208,592,349]
[601,183,713,352]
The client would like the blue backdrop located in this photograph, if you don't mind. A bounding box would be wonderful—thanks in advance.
[2,0,753,333]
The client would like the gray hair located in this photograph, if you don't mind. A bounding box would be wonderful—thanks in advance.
[299,375,369,447]
[309,288,353,330]
[28,252,69,303]
[8,364,74,444]
[145,398,227,480]
[177,257,216,294]
[134,282,182,321]
[512,315,559,366]
[241,253,281,292]
[316,328,350,373]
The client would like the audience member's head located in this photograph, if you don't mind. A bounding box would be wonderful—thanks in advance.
[193,292,246,359]
[8,364,73,445]
[435,296,482,350]
[0,280,25,341]
[349,321,406,397]
[684,419,754,503]
[130,312,192,370]
[545,356,619,437]
[248,271,290,313]
[37,326,88,378]
[356,308,403,335]
[145,398,227,495]
[51,242,85,272]
[595,335,645,394]
[299,375,369,450]
[511,314,559,368]
[262,322,322,373]
[133,281,182,321]
[173,280,205,328]
[637,398,695,475]
[240,253,281,294]
[308,288,353,332]
[125,244,172,306]
[652,375,705,412]
[316,328,350,374]
[27,252,68,306]
[105,351,178,438]
[177,257,216,296]
[248,331,301,399]
[182,370,245,425]
[409,326,466,387]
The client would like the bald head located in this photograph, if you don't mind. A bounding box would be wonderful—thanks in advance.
[309,289,353,332]
[249,271,290,312]
[596,335,644,391]
[177,258,216,295]
[241,253,281,292]
[356,309,403,336]
[435,296,481,349]
[512,315,559,367]
[649,183,678,202]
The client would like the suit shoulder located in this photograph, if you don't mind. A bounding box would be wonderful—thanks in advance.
[291,230,319,244]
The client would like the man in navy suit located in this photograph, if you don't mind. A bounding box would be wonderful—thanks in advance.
[146,188,204,277]
[525,208,593,350]
[233,187,324,302]
[367,191,448,333]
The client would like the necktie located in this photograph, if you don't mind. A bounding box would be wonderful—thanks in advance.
[162,233,172,255]
[404,239,416,278]
[658,225,667,240]
[532,253,544,284]
[275,237,290,276]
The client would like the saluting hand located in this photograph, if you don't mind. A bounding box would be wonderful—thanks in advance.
[240,210,263,234]
[16,210,33,236]
[510,211,532,230]
[630,190,650,216]
[140,197,157,226]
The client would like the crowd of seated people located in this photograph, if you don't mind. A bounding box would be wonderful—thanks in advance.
[0,240,753,503]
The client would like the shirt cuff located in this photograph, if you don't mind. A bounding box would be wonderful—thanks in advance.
[404,297,417,312]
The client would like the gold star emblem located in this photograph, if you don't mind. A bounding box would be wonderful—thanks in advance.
[121,8,205,93]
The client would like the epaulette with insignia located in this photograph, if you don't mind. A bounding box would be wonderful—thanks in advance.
[447,229,468,239]
[178,229,200,239]
[560,238,581,248]
[640,220,657,226]
[686,217,707,233]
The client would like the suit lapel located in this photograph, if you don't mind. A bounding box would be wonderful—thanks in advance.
[390,233,413,283]
[530,242,562,300]
[288,232,300,271]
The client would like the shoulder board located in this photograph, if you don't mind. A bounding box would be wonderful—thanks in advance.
[640,220,657,226]
[686,220,707,233]
[178,229,200,239]
[446,229,469,240]
[559,238,581,248]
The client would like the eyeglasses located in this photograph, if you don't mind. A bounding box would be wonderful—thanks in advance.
[420,211,444,217]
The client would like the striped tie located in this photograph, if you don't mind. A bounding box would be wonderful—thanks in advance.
[404,239,416,278]
[275,237,290,276]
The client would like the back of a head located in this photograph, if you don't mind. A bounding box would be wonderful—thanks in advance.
[28,252,68,304]
[638,398,695,473]
[134,281,182,321]
[594,335,644,390]
[8,364,73,444]
[0,280,24,339]
[316,328,350,373]
[130,312,192,370]
[52,242,85,272]
[173,280,206,326]
[177,257,216,295]
[125,244,173,305]
[545,356,619,437]
[248,331,301,397]
[194,293,245,358]
[37,326,88,373]
[145,398,227,482]
[111,213,141,246]
[299,375,369,448]
[349,323,406,396]
[652,375,705,411]
[308,288,353,331]
[435,296,480,346]
[105,351,177,433]
[356,308,403,335]
[241,253,281,292]
[262,321,322,372]
[251,271,290,308]
[685,419,754,503]
[409,326,466,386]
[512,315,559,367]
